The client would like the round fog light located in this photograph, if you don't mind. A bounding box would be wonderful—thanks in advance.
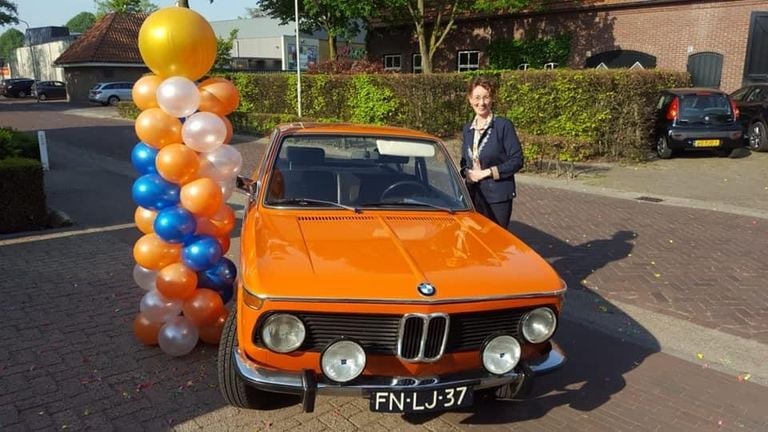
[521,307,557,343]
[482,335,521,375]
[321,340,366,383]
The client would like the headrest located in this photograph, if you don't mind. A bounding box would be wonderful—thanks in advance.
[286,146,325,165]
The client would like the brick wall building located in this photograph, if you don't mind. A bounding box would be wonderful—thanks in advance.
[367,0,768,92]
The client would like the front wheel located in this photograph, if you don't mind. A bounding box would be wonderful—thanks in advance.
[107,95,119,106]
[748,121,768,152]
[656,136,673,159]
[217,308,273,409]
[17,90,26,98]
[38,93,48,101]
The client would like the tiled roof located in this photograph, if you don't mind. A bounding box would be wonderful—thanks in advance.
[55,12,149,65]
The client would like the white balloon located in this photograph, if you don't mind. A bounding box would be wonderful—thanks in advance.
[132,264,157,291]
[182,112,226,153]
[202,144,243,180]
[158,316,199,357]
[139,290,182,324]
[220,179,235,200]
[156,76,200,118]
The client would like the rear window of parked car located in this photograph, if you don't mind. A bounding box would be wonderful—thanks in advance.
[677,93,732,121]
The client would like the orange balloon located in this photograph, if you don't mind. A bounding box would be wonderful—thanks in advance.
[135,108,183,149]
[180,177,223,217]
[134,206,157,234]
[198,310,228,344]
[221,115,233,144]
[209,204,235,237]
[133,312,162,345]
[133,233,182,270]
[182,288,225,326]
[156,263,198,300]
[217,235,231,254]
[198,78,240,116]
[194,216,218,237]
[132,75,162,111]
[156,144,200,185]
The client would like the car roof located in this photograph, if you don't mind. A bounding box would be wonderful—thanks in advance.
[277,122,438,140]
[663,87,729,95]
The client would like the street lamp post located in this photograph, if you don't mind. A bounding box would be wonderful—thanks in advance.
[294,0,302,118]
[18,19,39,81]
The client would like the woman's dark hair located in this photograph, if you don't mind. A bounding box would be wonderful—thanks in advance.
[466,76,495,98]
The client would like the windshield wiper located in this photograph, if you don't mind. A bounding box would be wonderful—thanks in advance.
[361,198,455,214]
[271,198,361,213]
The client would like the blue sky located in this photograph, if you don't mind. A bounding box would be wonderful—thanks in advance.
[10,0,255,32]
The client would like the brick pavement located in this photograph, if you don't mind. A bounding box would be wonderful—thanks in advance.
[2,188,767,430]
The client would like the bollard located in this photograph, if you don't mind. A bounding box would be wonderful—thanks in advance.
[37,131,50,171]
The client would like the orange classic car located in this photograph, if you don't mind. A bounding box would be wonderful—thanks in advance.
[218,123,566,413]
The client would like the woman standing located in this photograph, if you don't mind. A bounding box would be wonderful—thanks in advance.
[460,76,524,229]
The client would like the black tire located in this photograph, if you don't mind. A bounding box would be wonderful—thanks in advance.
[656,136,673,159]
[748,121,768,152]
[38,93,48,101]
[17,90,26,98]
[217,308,271,409]
[107,95,119,106]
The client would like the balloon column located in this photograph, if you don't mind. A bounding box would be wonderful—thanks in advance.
[130,7,242,356]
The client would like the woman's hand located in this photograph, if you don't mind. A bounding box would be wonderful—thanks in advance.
[467,168,491,183]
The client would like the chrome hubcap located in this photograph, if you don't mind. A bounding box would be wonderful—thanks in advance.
[750,124,765,149]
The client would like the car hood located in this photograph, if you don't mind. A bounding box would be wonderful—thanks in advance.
[241,212,563,302]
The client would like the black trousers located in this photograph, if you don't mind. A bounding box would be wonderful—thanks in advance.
[470,185,513,229]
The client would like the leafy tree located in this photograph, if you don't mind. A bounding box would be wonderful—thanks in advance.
[0,27,22,65]
[0,0,17,26]
[94,0,158,17]
[380,0,538,73]
[214,28,238,69]
[65,12,97,33]
[256,0,372,59]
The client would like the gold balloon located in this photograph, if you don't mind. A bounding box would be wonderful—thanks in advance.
[138,7,217,81]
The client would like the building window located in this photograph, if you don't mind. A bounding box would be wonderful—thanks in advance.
[458,50,480,72]
[384,54,401,71]
[412,54,422,73]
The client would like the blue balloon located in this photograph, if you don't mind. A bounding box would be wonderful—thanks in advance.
[182,235,222,272]
[154,206,197,243]
[131,142,158,175]
[132,174,180,211]
[198,257,237,303]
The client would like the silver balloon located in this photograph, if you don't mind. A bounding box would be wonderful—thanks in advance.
[158,316,199,357]
[202,144,243,181]
[132,264,157,291]
[220,179,235,201]
[139,290,182,324]
[182,112,226,153]
[156,76,200,118]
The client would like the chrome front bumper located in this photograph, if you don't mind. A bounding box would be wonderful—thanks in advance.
[233,343,566,412]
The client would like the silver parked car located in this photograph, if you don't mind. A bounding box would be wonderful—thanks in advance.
[88,81,134,106]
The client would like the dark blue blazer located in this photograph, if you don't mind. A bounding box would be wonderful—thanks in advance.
[460,116,524,203]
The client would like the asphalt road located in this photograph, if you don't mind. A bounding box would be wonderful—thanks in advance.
[1,97,766,431]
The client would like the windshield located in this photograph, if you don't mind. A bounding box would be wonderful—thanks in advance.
[264,134,470,211]
[678,93,734,123]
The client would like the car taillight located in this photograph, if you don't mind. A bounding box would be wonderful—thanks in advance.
[666,96,679,121]
[730,98,739,120]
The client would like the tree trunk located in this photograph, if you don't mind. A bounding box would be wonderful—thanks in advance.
[416,26,432,74]
[328,34,337,60]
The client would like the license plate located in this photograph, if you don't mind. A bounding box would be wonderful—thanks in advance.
[369,385,473,413]
[694,139,720,147]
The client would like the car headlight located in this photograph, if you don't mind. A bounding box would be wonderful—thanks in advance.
[321,340,366,383]
[260,314,305,353]
[482,335,521,375]
[521,307,557,343]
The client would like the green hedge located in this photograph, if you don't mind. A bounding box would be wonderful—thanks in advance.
[0,127,39,160]
[0,158,47,234]
[119,69,689,162]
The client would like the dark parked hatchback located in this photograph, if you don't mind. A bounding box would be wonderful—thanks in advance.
[1,78,35,98]
[653,88,743,159]
[32,80,68,101]
[731,84,768,152]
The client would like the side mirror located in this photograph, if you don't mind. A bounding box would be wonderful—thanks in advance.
[236,175,258,196]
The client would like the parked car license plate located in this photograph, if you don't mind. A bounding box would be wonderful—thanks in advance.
[369,385,473,412]
[694,139,720,147]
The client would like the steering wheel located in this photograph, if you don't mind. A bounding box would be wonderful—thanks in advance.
[380,180,430,201]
